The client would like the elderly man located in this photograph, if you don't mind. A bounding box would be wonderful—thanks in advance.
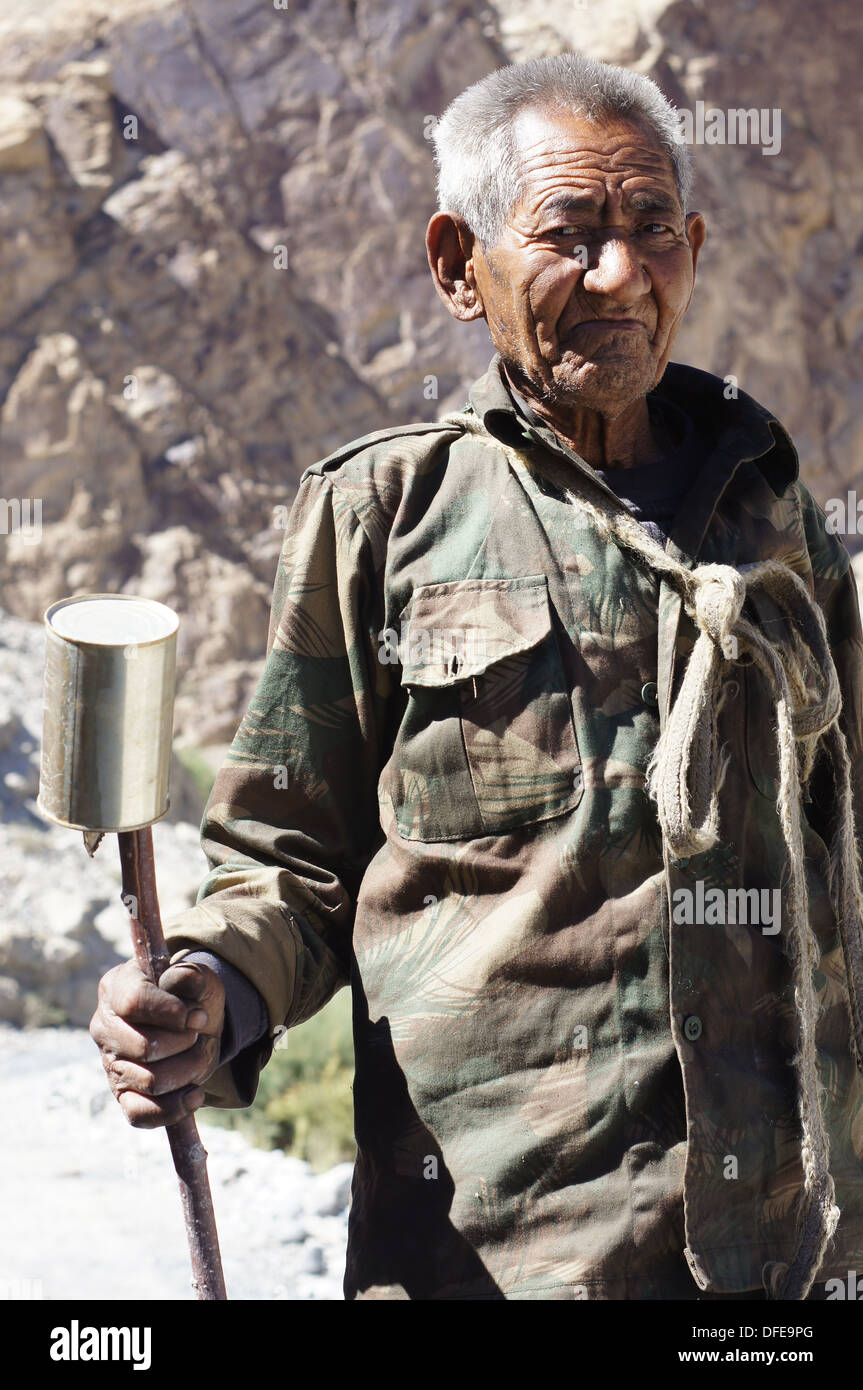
[90,53,863,1301]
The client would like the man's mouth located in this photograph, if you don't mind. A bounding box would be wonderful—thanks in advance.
[570,318,646,332]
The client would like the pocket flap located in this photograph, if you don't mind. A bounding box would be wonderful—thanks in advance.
[398,575,552,687]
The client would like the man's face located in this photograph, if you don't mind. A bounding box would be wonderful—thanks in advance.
[469,106,705,415]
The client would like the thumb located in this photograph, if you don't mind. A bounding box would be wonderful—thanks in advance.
[157,960,224,1029]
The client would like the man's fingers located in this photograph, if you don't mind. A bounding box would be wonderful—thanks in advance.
[98,960,192,1031]
[90,958,227,1125]
[106,1035,217,1098]
[90,1010,199,1064]
[117,1085,206,1131]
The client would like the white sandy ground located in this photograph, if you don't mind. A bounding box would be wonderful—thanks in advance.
[0,1023,352,1301]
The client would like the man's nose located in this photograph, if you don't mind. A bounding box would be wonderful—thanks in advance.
[580,233,649,300]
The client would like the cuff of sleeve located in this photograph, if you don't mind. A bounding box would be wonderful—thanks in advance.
[163,899,300,1040]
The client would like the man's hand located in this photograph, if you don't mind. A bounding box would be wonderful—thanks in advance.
[89,959,226,1129]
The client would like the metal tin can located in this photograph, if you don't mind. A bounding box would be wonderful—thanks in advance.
[37,594,179,832]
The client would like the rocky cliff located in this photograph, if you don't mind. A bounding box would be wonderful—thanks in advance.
[1,0,861,744]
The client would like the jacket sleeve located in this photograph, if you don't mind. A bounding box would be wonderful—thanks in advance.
[796,483,863,863]
[164,468,395,1106]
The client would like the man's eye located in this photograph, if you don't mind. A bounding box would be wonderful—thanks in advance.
[549,226,585,237]
[641,223,672,235]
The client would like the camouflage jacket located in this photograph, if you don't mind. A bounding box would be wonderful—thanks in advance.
[166,353,863,1299]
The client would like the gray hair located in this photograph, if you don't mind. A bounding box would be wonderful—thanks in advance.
[431,53,694,247]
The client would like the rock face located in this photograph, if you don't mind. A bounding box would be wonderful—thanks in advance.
[0,0,861,744]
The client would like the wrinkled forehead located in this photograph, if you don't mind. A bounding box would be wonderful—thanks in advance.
[508,103,680,208]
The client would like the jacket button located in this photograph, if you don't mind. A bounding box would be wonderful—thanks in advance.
[683,1015,702,1042]
[641,681,658,707]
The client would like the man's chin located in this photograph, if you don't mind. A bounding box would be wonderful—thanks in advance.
[544,348,656,412]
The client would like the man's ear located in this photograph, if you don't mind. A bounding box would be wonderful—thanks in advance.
[426,212,486,322]
[685,211,706,278]
[680,211,707,317]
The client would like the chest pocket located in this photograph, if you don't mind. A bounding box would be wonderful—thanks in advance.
[389,575,583,841]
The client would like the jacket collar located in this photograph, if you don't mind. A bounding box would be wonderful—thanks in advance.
[467,352,799,499]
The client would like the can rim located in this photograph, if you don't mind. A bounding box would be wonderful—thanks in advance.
[43,593,179,648]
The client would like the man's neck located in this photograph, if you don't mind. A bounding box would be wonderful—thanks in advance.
[503,365,667,471]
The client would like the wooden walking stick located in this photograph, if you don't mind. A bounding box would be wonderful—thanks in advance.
[38,593,228,1300]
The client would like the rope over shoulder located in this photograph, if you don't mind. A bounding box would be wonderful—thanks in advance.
[440,407,863,1300]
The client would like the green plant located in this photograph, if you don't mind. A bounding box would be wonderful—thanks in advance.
[201,987,356,1171]
[173,745,218,808]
